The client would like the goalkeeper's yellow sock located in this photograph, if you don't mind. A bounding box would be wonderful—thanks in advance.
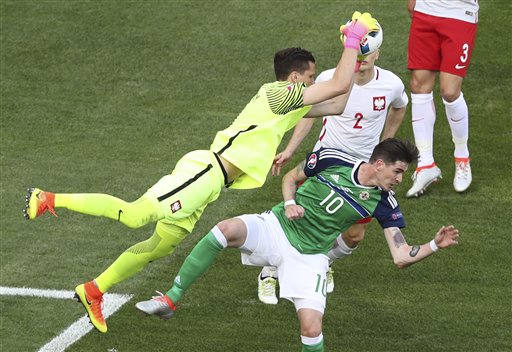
[95,224,189,293]
[55,193,159,228]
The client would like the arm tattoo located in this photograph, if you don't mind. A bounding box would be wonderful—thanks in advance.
[392,229,406,248]
[409,246,420,257]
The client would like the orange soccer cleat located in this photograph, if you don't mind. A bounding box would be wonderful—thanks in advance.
[23,188,57,220]
[74,282,107,333]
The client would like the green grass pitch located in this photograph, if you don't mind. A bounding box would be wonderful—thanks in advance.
[1,1,510,351]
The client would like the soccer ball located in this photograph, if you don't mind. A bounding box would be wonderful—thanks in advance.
[341,21,383,56]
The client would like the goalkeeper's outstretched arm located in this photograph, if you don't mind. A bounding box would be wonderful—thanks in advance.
[302,11,378,107]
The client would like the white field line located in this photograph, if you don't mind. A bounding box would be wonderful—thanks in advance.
[0,286,133,352]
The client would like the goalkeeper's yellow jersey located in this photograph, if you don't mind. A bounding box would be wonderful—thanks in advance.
[210,81,312,189]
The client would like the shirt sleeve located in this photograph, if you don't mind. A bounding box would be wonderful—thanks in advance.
[303,147,357,177]
[373,191,406,229]
[315,68,335,83]
[390,76,409,109]
[303,150,322,177]
[266,82,307,115]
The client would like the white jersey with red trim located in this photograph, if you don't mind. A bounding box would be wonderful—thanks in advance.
[414,0,479,24]
[314,66,408,161]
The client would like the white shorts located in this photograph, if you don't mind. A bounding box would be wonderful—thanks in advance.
[237,211,329,313]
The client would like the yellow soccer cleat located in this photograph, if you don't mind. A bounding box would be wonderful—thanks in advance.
[74,283,107,333]
[23,187,57,220]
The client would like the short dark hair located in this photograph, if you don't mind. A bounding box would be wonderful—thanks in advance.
[274,47,315,80]
[369,138,419,165]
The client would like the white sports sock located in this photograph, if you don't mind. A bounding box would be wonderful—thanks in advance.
[260,266,277,279]
[210,226,228,248]
[411,92,436,167]
[327,234,356,261]
[443,92,469,158]
[301,334,323,346]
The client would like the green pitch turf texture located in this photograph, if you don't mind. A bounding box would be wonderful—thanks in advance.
[1,1,510,351]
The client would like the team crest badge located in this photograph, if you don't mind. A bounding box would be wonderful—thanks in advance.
[359,191,370,201]
[307,153,317,169]
[373,96,386,111]
[171,200,182,213]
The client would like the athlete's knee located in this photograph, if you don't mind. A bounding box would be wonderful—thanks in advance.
[216,218,246,247]
[440,86,462,103]
[410,70,435,93]
[300,325,323,339]
[344,223,367,244]
[298,306,324,338]
[153,225,189,257]
[126,230,175,261]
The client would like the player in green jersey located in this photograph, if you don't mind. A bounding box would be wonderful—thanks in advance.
[23,11,379,334]
[136,138,460,352]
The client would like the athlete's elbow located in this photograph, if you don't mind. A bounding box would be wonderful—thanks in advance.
[394,260,411,269]
[334,82,350,96]
[392,252,413,269]
[328,98,348,115]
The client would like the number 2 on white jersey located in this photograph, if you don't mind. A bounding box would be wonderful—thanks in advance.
[353,112,363,129]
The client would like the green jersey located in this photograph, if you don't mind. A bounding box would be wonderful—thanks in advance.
[210,81,312,189]
[272,148,405,254]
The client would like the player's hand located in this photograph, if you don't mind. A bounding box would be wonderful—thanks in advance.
[272,150,293,176]
[339,23,350,40]
[340,11,379,47]
[354,12,379,33]
[407,0,416,18]
[284,204,305,220]
[433,225,460,249]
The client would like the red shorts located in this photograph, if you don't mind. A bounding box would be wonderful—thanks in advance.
[408,12,478,77]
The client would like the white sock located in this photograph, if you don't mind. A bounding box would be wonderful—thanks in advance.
[327,234,356,261]
[211,226,228,248]
[301,334,323,346]
[443,92,469,159]
[411,92,436,167]
[260,266,277,279]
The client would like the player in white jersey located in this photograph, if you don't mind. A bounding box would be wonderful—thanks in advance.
[406,0,479,197]
[258,49,409,304]
[313,63,408,159]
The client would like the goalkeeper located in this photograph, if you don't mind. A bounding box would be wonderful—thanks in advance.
[24,11,379,334]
